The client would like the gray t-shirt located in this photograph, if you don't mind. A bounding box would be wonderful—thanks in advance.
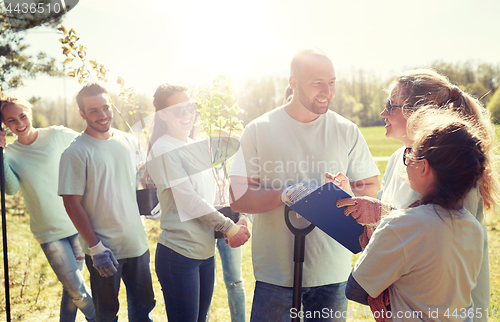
[58,129,148,259]
[230,106,380,287]
[353,205,483,322]
[6,126,78,244]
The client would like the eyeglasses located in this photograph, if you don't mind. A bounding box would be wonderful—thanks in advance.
[403,147,412,166]
[384,99,419,115]
[165,100,198,118]
[384,99,404,115]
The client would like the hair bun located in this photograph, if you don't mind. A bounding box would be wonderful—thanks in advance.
[449,87,462,102]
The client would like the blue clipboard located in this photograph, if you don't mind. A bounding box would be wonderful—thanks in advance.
[290,182,364,254]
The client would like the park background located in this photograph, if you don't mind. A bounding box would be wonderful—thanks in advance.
[1,0,500,321]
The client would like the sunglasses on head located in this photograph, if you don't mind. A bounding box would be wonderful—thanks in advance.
[165,100,198,118]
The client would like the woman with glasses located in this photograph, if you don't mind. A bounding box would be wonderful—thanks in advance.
[346,107,498,321]
[334,69,497,321]
[146,83,250,322]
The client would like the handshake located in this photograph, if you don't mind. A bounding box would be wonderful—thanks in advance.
[223,216,251,248]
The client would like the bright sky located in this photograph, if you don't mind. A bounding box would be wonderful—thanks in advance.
[8,0,500,101]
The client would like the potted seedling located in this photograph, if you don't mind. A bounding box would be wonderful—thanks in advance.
[195,74,244,237]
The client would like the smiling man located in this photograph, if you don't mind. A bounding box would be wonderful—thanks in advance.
[58,83,155,321]
[229,48,380,322]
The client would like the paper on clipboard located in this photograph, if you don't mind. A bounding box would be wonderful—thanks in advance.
[290,182,364,254]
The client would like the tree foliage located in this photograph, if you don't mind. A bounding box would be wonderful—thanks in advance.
[487,87,500,124]
[0,3,63,90]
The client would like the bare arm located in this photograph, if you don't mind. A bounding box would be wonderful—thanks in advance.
[229,176,284,214]
[351,175,380,198]
[62,195,99,248]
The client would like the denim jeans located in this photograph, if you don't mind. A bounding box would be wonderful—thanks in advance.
[155,244,215,322]
[85,250,155,322]
[250,281,348,322]
[41,234,96,322]
[216,238,246,322]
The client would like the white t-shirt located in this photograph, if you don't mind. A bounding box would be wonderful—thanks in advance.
[379,146,490,319]
[378,146,419,209]
[353,204,483,322]
[147,135,219,259]
[58,129,148,259]
[5,126,78,244]
[229,106,380,287]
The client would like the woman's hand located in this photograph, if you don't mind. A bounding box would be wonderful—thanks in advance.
[225,222,251,248]
[325,172,353,196]
[337,196,394,225]
[0,130,7,149]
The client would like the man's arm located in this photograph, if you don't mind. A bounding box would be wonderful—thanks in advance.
[229,176,284,214]
[351,175,380,198]
[62,195,99,247]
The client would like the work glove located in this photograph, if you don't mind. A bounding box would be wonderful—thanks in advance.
[337,196,395,225]
[224,217,251,248]
[359,225,377,250]
[281,182,317,207]
[89,241,119,278]
[144,203,161,220]
[368,288,391,322]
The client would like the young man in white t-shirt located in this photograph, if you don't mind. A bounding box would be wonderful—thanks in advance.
[229,49,380,322]
[59,83,155,321]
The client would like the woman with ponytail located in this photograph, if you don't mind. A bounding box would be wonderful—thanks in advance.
[335,69,498,320]
[346,107,498,321]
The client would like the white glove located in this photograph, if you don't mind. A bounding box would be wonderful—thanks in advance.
[224,217,251,248]
[281,182,317,207]
[144,203,161,220]
[89,241,119,278]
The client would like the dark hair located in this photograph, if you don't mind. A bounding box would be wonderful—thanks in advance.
[406,108,493,211]
[149,83,189,152]
[76,83,109,111]
[153,83,188,112]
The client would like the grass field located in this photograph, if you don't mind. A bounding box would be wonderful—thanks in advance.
[0,126,499,321]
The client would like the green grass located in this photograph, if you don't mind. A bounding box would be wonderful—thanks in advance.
[1,126,499,321]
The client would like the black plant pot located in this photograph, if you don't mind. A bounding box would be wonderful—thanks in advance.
[215,206,240,239]
[136,188,159,216]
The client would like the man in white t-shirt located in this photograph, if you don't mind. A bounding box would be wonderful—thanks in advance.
[229,49,380,322]
[59,83,155,321]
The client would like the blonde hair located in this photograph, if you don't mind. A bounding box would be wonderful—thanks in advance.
[0,95,33,118]
[390,69,498,210]
[407,107,499,213]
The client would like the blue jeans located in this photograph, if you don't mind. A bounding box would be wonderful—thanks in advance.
[250,281,348,322]
[41,234,96,322]
[216,238,246,322]
[85,250,155,322]
[155,244,215,322]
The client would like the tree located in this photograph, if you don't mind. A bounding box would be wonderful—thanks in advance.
[486,87,500,124]
[0,2,64,90]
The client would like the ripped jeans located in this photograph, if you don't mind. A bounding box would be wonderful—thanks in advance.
[217,238,246,322]
[41,234,96,322]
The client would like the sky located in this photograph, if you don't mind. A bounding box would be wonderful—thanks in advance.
[6,0,500,102]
